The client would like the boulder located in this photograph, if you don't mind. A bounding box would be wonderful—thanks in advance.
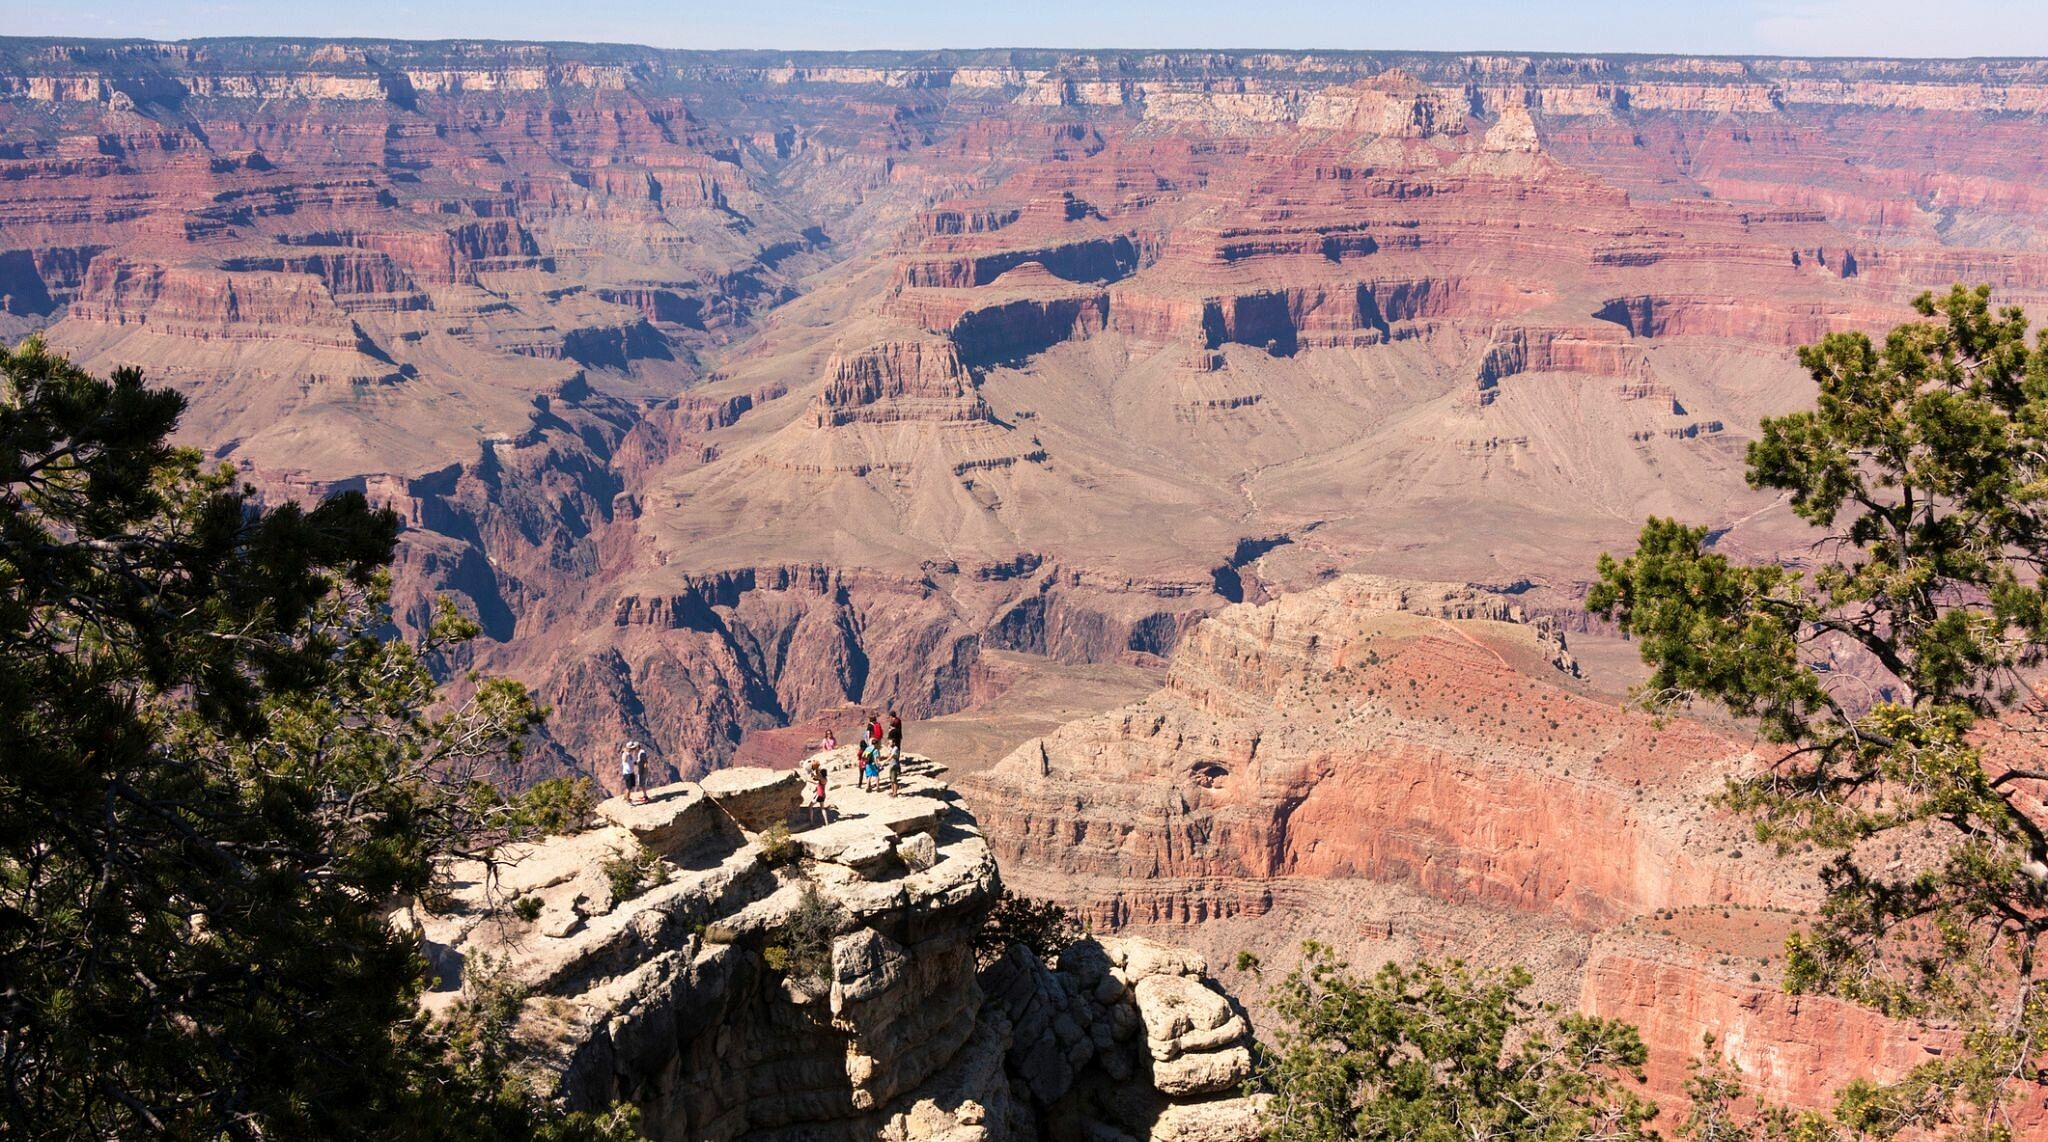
[698,765,802,831]
[1133,973,1236,1056]
[1119,938,1208,983]
[538,899,586,939]
[798,818,900,874]
[896,831,938,871]
[593,781,723,855]
[1150,1045,1253,1098]
[830,926,911,1021]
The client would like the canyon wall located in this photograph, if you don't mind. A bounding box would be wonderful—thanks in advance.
[10,37,2048,798]
[10,39,2048,1129]
[958,577,2027,1122]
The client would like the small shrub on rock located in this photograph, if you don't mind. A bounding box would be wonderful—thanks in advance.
[757,821,795,866]
[760,885,837,990]
[602,844,668,903]
[974,888,1081,968]
[512,895,544,922]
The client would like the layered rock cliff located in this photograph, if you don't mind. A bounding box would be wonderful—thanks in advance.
[957,576,2000,1121]
[12,35,2048,794]
[418,756,1262,1140]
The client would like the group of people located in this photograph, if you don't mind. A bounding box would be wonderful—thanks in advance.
[615,710,907,821]
[857,710,906,795]
[801,710,906,822]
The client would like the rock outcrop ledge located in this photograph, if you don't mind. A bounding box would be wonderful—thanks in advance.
[416,756,1263,1141]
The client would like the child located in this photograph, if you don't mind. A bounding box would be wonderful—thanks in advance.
[807,754,830,824]
[884,741,902,796]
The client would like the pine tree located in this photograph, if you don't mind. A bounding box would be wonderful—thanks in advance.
[1256,945,1659,1141]
[1591,286,2048,1137]
[0,338,631,1138]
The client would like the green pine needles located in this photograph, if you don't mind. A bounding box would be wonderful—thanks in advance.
[1591,286,2048,1138]
[1257,945,1658,1142]
[0,339,633,1138]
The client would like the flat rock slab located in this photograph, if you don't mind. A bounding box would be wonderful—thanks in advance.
[595,782,720,855]
[1150,1094,1269,1142]
[830,787,946,836]
[797,818,899,874]
[699,766,802,831]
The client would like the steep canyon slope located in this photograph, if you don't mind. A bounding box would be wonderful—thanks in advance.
[9,40,2048,782]
[958,577,2043,1124]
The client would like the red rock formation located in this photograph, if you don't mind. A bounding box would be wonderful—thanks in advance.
[11,36,2048,809]
[955,577,2040,1120]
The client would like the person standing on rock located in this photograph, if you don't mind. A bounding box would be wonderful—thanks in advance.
[884,740,902,796]
[805,753,831,824]
[620,739,645,805]
[886,711,903,754]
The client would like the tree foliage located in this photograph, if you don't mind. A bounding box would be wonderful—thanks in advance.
[500,775,602,841]
[764,883,839,988]
[1257,944,1658,1141]
[974,886,1083,968]
[1590,286,2048,1136]
[1676,1035,1844,1142]
[0,338,628,1138]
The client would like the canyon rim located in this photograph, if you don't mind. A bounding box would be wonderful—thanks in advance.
[8,31,2048,1139]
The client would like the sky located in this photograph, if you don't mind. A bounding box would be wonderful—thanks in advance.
[4,0,2048,58]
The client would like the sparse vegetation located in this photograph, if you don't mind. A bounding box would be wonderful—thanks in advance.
[442,956,640,1139]
[602,843,669,903]
[766,884,838,988]
[974,887,1083,968]
[757,820,796,866]
[1677,1037,1842,1141]
[1255,943,1658,1141]
[513,895,545,922]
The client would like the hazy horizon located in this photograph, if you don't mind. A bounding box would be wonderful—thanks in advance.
[7,0,2048,60]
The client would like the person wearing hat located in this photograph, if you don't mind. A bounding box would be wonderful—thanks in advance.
[620,738,648,805]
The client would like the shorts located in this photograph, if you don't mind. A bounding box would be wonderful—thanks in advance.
[624,770,642,792]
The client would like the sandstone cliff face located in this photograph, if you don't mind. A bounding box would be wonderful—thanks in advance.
[954,577,1990,1120]
[418,758,1260,1140]
[14,36,2048,853]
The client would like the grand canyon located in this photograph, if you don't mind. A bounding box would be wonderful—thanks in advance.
[8,36,2048,1137]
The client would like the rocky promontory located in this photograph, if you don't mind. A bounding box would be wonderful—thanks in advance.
[414,755,1262,1140]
